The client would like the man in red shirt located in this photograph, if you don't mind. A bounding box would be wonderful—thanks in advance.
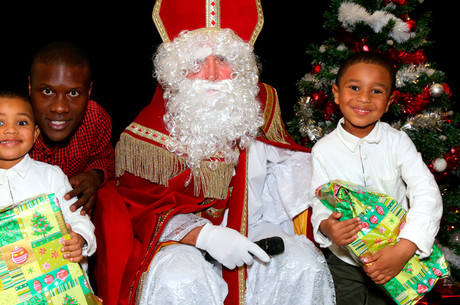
[28,41,115,216]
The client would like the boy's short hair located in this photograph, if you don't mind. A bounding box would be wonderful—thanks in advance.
[0,89,30,103]
[30,42,92,81]
[336,51,396,92]
[0,89,35,124]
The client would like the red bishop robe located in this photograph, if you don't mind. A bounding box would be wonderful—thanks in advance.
[92,82,312,305]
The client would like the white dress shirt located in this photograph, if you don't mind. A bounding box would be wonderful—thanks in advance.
[311,118,442,266]
[0,154,96,257]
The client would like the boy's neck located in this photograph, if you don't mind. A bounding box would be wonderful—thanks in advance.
[341,121,378,138]
[0,155,27,170]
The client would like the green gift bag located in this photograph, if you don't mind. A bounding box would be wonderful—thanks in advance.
[316,180,450,305]
[0,194,102,305]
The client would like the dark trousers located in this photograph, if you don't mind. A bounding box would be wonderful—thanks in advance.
[324,249,395,305]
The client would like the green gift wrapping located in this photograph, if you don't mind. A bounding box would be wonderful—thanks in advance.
[316,180,450,305]
[0,194,102,305]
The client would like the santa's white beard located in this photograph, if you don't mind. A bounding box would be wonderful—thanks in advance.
[164,78,263,171]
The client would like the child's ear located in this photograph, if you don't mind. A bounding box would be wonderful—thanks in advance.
[385,92,395,112]
[33,125,40,142]
[332,84,340,105]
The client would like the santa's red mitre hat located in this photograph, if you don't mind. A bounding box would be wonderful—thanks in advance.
[152,0,264,45]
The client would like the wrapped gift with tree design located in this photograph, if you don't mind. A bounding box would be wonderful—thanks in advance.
[0,193,101,305]
[316,180,451,305]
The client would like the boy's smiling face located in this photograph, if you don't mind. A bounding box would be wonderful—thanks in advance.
[0,97,40,169]
[333,62,394,138]
[28,63,92,144]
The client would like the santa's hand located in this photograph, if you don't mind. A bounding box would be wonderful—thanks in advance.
[195,223,270,269]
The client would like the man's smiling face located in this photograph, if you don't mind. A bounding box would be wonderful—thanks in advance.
[29,63,92,144]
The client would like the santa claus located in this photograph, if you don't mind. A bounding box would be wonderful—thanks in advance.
[93,1,335,304]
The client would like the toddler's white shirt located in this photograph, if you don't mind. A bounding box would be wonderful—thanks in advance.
[0,154,96,257]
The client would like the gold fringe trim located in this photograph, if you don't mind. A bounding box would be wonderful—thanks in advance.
[262,84,290,144]
[116,132,187,187]
[197,160,234,200]
[116,132,234,199]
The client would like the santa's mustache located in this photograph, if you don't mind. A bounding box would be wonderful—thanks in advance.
[187,79,234,94]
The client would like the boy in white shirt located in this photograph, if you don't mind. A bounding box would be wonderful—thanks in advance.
[310,52,442,305]
[0,90,96,265]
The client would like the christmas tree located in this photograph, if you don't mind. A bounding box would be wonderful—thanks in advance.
[62,294,79,305]
[0,211,22,246]
[31,211,54,238]
[288,0,460,280]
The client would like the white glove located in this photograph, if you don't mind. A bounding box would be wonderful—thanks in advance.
[196,223,270,269]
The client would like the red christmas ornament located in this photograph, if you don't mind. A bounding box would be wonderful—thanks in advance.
[312,64,321,74]
[370,215,379,224]
[406,19,416,31]
[33,280,42,293]
[432,267,443,277]
[44,274,54,285]
[311,91,328,108]
[334,29,374,53]
[384,0,407,5]
[10,246,28,265]
[443,83,452,98]
[417,284,429,294]
[57,268,69,281]
[322,102,339,121]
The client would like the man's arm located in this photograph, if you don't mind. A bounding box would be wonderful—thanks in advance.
[66,103,115,215]
[180,225,203,245]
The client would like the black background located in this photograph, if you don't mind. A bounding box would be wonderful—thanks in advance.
[1,1,458,145]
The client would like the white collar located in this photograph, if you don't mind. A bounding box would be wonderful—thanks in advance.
[336,118,382,153]
[0,154,32,184]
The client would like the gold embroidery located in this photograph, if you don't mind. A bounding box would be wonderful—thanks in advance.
[205,206,226,218]
[238,152,249,305]
[152,0,169,43]
[249,0,264,46]
[206,0,220,28]
[135,272,146,305]
[261,83,290,144]
[152,0,263,47]
[116,125,236,199]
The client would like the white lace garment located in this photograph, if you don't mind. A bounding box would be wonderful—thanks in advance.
[136,141,336,304]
